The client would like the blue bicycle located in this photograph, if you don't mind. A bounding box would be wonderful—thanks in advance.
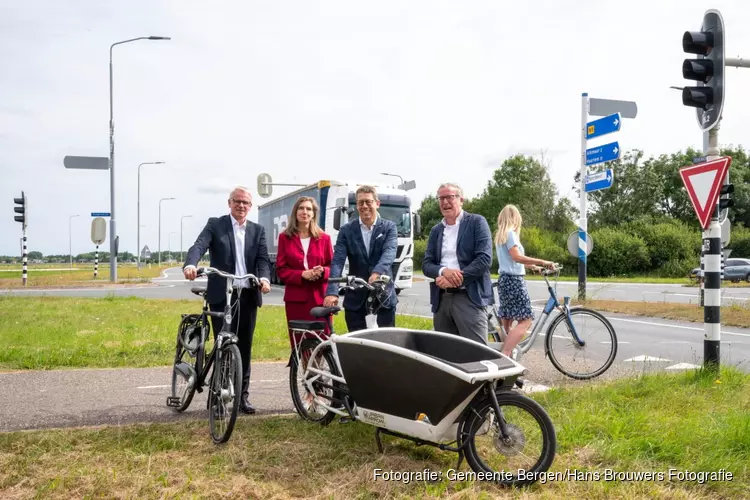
[487,265,618,380]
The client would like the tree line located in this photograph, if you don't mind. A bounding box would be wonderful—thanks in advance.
[414,146,750,277]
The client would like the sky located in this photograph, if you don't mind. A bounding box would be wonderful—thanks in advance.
[3,0,750,257]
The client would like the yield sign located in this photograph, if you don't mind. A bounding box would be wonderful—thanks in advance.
[679,156,732,230]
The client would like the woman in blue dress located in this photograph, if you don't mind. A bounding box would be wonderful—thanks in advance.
[494,205,556,359]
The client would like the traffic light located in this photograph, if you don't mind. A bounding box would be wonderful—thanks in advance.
[719,182,734,211]
[13,191,26,229]
[682,9,725,132]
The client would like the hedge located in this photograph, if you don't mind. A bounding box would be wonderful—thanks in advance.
[411,218,715,278]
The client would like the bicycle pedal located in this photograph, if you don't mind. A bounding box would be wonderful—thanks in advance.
[514,378,525,389]
[166,396,181,407]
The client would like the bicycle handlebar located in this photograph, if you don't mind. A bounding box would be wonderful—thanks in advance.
[197,266,261,286]
[328,274,391,290]
[540,264,563,276]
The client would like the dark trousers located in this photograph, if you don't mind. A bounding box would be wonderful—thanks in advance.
[434,291,488,345]
[209,288,257,399]
[344,305,396,332]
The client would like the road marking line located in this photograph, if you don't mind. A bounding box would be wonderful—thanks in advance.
[624,355,671,362]
[137,378,284,389]
[605,317,750,337]
[666,363,701,370]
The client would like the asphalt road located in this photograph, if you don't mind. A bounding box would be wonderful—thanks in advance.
[1,268,749,433]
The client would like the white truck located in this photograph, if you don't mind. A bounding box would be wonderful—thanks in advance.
[257,179,421,294]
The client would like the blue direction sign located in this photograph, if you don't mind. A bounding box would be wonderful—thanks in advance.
[586,141,620,166]
[586,113,621,139]
[585,169,614,192]
[91,212,111,217]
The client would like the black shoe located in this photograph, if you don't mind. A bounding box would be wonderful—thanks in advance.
[240,396,256,415]
[339,416,352,424]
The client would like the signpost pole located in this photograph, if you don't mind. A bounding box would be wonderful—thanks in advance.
[579,92,589,301]
[704,121,722,373]
[95,245,99,278]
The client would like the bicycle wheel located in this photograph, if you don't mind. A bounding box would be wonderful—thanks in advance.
[459,390,556,487]
[486,307,503,343]
[289,338,339,425]
[545,307,617,380]
[208,342,243,444]
[170,319,205,412]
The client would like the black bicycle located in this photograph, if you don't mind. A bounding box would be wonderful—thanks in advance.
[167,266,260,444]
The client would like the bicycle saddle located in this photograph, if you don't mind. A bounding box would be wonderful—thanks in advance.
[310,306,341,318]
[190,286,207,296]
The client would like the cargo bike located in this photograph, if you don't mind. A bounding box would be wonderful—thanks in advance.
[287,275,557,487]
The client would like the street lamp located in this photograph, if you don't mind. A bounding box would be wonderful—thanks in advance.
[108,35,171,282]
[180,215,193,263]
[68,214,80,268]
[380,172,404,185]
[158,197,175,266]
[137,161,165,269]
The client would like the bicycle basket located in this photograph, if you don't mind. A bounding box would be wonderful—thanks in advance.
[178,314,206,355]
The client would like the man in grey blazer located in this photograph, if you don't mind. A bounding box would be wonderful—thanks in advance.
[421,182,493,345]
[183,186,271,414]
[324,185,398,331]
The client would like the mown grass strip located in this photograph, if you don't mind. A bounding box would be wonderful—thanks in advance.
[0,368,747,498]
[0,296,433,371]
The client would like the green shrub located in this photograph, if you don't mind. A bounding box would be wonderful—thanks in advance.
[588,228,650,276]
[412,238,427,272]
[728,224,750,258]
[636,222,699,274]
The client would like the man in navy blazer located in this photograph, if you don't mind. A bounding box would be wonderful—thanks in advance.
[183,186,272,414]
[421,182,493,345]
[324,185,399,331]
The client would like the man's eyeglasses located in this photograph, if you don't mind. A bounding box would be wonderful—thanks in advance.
[438,194,460,203]
[231,199,252,206]
[357,199,376,207]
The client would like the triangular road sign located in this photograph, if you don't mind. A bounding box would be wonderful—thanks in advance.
[679,156,732,229]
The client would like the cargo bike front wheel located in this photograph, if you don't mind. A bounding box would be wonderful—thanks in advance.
[458,389,557,487]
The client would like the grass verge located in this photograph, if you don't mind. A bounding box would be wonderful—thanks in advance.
[0,265,166,288]
[0,296,433,371]
[581,299,750,329]
[0,368,747,498]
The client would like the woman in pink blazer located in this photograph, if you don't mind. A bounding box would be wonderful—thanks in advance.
[275,196,334,348]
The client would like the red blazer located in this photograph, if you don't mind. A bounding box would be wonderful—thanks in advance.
[276,232,333,304]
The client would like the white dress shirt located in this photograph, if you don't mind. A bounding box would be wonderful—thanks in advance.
[438,209,464,277]
[232,216,250,288]
[360,216,378,256]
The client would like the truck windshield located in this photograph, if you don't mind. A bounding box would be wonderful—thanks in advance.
[349,203,412,237]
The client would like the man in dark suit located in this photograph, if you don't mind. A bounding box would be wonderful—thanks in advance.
[324,185,398,331]
[422,182,493,345]
[183,186,271,414]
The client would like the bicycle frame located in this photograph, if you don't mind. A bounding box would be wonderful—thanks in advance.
[194,268,260,387]
[492,269,587,356]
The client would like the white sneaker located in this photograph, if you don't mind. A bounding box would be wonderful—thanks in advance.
[510,348,519,361]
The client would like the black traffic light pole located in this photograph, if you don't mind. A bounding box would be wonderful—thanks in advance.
[703,122,723,370]
[13,192,27,286]
[681,9,750,373]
